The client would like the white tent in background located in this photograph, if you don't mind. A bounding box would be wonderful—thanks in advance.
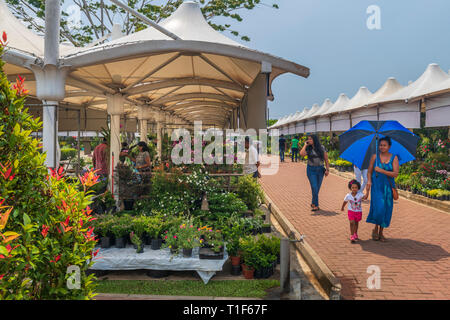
[377,63,450,128]
[350,77,404,124]
[315,98,334,132]
[422,77,450,127]
[304,103,321,133]
[323,93,350,131]
[339,87,373,127]
[295,108,310,134]
[294,109,307,134]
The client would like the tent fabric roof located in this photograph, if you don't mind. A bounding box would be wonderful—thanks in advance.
[322,93,350,115]
[2,0,310,128]
[339,87,372,112]
[378,63,450,104]
[270,64,450,132]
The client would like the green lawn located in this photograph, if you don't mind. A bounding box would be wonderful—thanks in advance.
[95,279,280,298]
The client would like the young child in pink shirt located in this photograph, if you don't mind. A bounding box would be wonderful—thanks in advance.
[341,179,365,243]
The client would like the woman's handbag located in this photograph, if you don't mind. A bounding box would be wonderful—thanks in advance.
[388,179,399,200]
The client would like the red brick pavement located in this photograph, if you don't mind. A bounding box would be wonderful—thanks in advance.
[260,159,450,300]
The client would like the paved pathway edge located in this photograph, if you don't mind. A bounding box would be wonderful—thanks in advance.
[263,192,342,300]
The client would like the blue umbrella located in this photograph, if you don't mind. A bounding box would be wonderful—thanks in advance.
[339,120,419,170]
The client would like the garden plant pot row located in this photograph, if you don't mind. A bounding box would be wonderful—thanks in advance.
[397,185,450,201]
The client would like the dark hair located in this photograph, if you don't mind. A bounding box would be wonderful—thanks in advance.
[102,137,107,142]
[306,134,324,160]
[295,135,299,140]
[121,142,128,148]
[379,136,392,146]
[245,136,250,144]
[137,141,150,152]
[348,179,361,190]
[281,134,284,137]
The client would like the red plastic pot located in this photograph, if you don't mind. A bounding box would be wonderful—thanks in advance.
[241,264,254,279]
[230,256,240,266]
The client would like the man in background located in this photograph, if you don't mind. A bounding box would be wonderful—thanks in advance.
[244,136,260,179]
[93,137,108,177]
[279,134,286,162]
[291,135,299,162]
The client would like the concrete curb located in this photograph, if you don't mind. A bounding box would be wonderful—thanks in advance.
[328,167,450,214]
[262,192,341,300]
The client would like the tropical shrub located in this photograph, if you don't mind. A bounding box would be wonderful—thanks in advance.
[60,147,77,161]
[0,37,100,299]
[236,175,264,211]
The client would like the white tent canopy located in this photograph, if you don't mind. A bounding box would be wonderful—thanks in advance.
[376,64,449,128]
[304,103,321,133]
[327,93,350,131]
[270,63,450,135]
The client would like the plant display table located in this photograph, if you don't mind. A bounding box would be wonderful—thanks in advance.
[90,246,228,284]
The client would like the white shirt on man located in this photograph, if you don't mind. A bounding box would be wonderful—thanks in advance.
[243,144,259,175]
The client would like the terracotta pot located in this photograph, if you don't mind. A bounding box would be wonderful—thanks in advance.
[241,264,254,279]
[230,256,240,266]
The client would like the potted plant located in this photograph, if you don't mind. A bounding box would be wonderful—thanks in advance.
[130,216,146,244]
[177,219,200,258]
[97,216,114,248]
[161,229,180,255]
[239,236,259,279]
[130,231,144,253]
[144,215,164,250]
[111,217,129,248]
[117,163,139,210]
[262,223,271,233]
[199,227,224,259]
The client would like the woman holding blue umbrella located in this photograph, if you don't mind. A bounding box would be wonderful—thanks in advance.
[363,137,399,242]
[339,120,419,242]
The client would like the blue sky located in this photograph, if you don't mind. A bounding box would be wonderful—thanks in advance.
[215,0,450,119]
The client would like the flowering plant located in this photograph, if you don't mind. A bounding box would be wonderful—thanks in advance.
[176,218,200,250]
[0,42,98,299]
[199,226,224,253]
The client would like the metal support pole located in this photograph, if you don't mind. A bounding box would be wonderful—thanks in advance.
[280,238,291,294]
[77,109,81,176]
[280,234,305,295]
[109,0,181,40]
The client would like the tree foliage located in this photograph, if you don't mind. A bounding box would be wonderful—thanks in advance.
[6,0,280,46]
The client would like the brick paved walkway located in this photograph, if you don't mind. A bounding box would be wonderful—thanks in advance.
[260,158,450,300]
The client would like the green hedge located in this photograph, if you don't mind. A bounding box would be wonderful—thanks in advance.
[60,147,77,160]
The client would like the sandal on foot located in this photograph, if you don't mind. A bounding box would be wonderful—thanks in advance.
[372,230,379,241]
[379,235,387,242]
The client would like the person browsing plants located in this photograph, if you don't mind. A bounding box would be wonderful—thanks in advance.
[300,134,330,211]
[243,136,260,179]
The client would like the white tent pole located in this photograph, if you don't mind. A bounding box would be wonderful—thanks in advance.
[42,0,60,169]
[109,0,181,40]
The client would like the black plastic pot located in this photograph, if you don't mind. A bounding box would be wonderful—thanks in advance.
[262,226,271,233]
[254,267,272,279]
[147,270,170,278]
[123,199,135,211]
[115,237,126,248]
[199,247,224,260]
[182,248,193,258]
[230,265,241,276]
[136,246,144,254]
[151,239,163,250]
[100,236,111,248]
